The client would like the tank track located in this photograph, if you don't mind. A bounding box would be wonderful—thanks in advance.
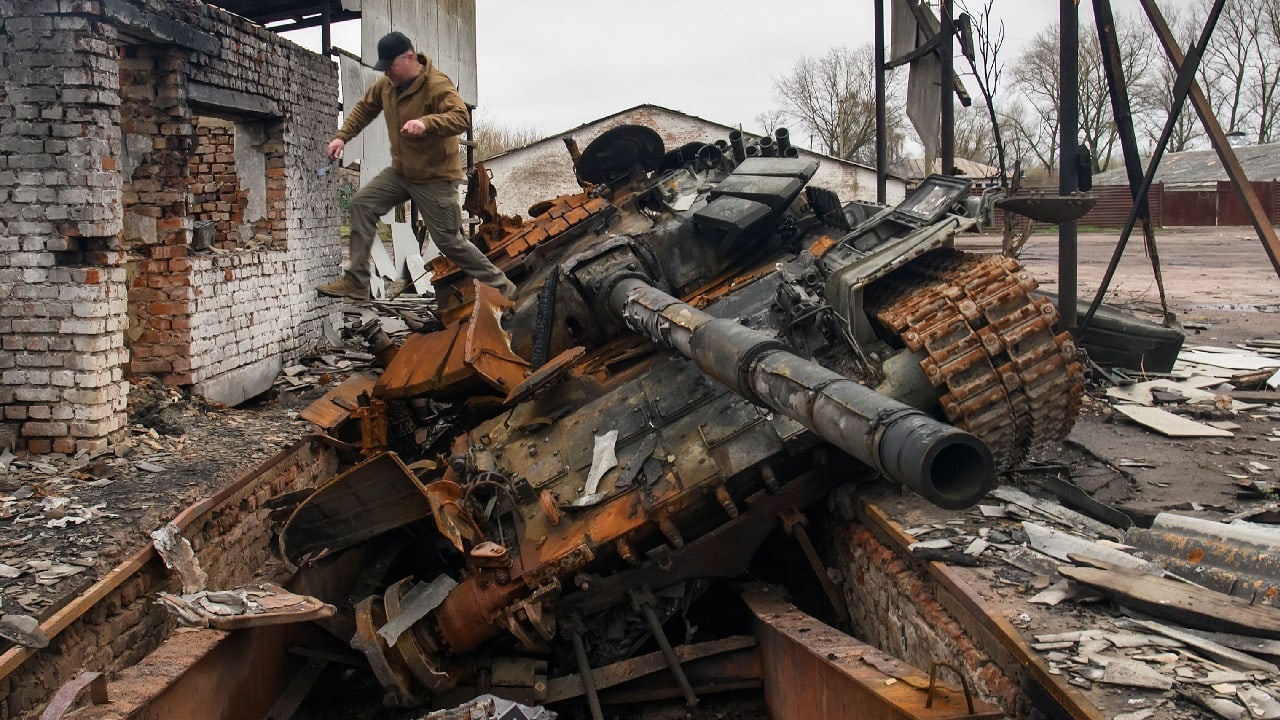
[867,248,1084,469]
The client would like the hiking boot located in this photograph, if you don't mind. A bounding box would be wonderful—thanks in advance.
[316,275,368,301]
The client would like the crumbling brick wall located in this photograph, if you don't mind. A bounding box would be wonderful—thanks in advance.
[0,0,344,451]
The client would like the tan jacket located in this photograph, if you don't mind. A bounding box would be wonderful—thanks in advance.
[337,53,470,182]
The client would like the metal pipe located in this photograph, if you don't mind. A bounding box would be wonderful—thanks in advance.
[774,127,791,155]
[634,588,699,708]
[568,626,604,720]
[759,135,776,157]
[940,0,955,175]
[874,0,888,203]
[729,129,746,162]
[1058,0,1080,329]
[608,278,995,509]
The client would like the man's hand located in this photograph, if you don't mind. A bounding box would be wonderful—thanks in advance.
[401,119,426,136]
[326,138,345,160]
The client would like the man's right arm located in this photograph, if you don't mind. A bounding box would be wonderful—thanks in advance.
[330,81,385,155]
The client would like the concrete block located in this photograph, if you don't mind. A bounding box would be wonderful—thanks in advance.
[192,354,281,407]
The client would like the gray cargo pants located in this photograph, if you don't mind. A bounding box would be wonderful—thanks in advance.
[345,167,515,296]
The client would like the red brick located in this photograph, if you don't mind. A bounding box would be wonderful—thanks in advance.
[52,438,76,454]
[26,439,52,454]
[130,359,172,373]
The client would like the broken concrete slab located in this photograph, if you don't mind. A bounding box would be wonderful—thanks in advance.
[193,355,283,407]
[1112,404,1236,437]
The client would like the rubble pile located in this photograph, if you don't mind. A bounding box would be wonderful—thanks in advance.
[899,375,1280,720]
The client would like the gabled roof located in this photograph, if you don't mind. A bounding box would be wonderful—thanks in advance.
[890,157,1001,181]
[1091,143,1280,187]
[484,103,906,180]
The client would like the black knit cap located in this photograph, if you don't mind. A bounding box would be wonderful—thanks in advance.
[374,31,413,71]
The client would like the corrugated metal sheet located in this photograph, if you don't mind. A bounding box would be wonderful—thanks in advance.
[1218,181,1278,226]
[1164,188,1216,226]
[1079,184,1166,227]
[1081,181,1280,226]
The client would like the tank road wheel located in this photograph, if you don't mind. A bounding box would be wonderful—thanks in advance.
[868,248,1084,469]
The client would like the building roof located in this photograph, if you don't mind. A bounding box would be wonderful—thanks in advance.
[890,157,1001,181]
[208,0,359,33]
[1092,143,1280,187]
[485,103,908,182]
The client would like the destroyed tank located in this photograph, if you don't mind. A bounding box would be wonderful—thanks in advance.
[284,124,1084,710]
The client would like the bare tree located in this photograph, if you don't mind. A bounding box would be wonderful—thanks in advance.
[957,0,1010,184]
[769,44,907,164]
[1000,99,1058,174]
[1197,0,1260,137]
[952,106,996,166]
[1128,9,1203,153]
[1252,1,1280,143]
[1009,30,1062,172]
[754,109,788,138]
[1011,17,1152,174]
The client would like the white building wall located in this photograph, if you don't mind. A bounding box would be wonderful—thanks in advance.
[479,106,906,221]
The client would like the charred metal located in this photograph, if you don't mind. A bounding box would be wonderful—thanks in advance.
[276,123,1084,713]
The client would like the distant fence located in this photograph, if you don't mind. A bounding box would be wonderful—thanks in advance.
[1078,181,1280,227]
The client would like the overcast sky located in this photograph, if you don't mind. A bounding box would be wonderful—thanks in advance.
[289,1,1195,141]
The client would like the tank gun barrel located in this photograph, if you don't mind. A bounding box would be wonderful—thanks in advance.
[607,277,996,509]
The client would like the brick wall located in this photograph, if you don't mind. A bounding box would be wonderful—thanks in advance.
[0,0,344,450]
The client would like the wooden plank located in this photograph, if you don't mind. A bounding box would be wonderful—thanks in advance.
[1059,563,1280,639]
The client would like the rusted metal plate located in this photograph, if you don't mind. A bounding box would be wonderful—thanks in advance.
[298,373,376,430]
[373,322,471,400]
[741,585,1002,719]
[72,627,292,720]
[279,452,432,565]
[464,282,530,394]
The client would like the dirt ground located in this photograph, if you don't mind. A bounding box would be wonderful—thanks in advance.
[3,224,1280,716]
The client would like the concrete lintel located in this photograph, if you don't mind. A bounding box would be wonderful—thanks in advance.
[193,355,282,407]
[188,82,282,119]
[100,0,221,56]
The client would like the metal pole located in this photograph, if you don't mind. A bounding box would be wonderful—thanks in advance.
[940,0,955,175]
[1058,0,1080,329]
[321,0,331,55]
[874,0,887,203]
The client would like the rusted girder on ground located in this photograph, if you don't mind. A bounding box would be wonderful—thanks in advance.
[859,500,1107,720]
[740,584,1001,719]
